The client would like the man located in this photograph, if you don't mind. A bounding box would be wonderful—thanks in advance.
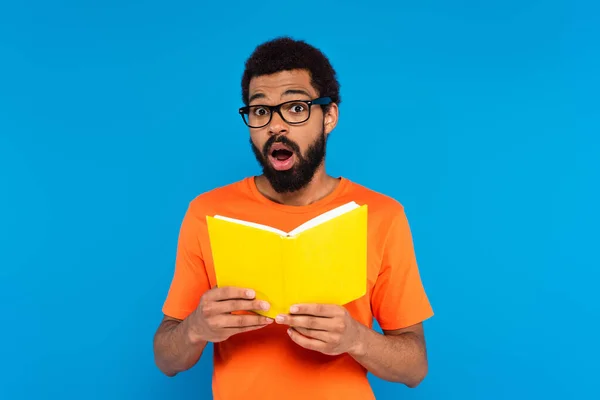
[153,37,434,399]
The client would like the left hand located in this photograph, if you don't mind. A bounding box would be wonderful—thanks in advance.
[275,304,365,356]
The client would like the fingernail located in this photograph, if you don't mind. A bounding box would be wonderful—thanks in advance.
[246,290,255,298]
[290,305,299,313]
[266,318,274,323]
[260,301,270,310]
[275,315,284,323]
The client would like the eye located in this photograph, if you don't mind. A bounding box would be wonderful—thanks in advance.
[288,103,306,113]
[252,106,269,116]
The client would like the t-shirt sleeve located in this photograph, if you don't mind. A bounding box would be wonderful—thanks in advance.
[371,207,434,331]
[161,202,211,320]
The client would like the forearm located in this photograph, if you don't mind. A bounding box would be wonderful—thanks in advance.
[153,316,208,377]
[349,324,428,387]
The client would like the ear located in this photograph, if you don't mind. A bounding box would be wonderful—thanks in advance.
[323,103,339,135]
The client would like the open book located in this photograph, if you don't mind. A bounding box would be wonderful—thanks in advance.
[206,201,368,319]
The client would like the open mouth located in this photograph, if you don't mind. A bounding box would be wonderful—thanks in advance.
[268,143,295,170]
[272,149,293,161]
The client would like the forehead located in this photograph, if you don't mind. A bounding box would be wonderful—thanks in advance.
[248,69,318,102]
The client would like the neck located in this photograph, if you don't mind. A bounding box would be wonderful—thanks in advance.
[254,166,339,206]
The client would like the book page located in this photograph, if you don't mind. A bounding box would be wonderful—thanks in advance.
[213,215,287,236]
[287,201,360,236]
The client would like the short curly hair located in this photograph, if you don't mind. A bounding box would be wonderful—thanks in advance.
[241,37,341,108]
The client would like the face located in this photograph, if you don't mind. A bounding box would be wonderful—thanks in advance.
[246,69,338,193]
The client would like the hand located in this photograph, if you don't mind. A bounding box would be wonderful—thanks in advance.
[186,286,273,344]
[276,304,365,356]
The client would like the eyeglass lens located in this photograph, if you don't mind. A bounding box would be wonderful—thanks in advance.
[246,101,310,127]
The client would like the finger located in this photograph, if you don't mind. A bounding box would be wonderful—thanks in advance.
[289,303,344,317]
[276,314,335,331]
[210,298,271,315]
[287,328,327,352]
[206,286,256,302]
[214,313,273,328]
[292,327,333,342]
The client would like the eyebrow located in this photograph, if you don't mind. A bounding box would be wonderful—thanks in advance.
[248,89,313,104]
[281,89,312,98]
[248,93,265,103]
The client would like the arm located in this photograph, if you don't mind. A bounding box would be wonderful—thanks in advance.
[280,305,428,388]
[154,200,210,377]
[281,205,433,387]
[154,287,273,377]
[363,205,433,386]
[153,315,208,377]
[349,323,428,387]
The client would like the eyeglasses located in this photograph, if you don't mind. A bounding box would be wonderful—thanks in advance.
[239,97,332,128]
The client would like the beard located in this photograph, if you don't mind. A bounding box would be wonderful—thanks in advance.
[250,127,327,194]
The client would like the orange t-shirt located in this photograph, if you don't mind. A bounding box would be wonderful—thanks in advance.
[162,176,434,400]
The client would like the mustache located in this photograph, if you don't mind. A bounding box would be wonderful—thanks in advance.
[262,135,301,157]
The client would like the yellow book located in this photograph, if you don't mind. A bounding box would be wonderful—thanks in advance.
[206,202,368,319]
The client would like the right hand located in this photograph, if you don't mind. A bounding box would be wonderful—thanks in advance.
[186,286,273,343]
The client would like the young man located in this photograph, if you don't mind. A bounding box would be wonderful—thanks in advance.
[153,37,434,400]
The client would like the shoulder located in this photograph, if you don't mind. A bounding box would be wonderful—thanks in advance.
[185,177,252,217]
[343,179,414,248]
[344,179,407,220]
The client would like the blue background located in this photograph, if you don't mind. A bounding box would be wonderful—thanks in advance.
[1,1,598,399]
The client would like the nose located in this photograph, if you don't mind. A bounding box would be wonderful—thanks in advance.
[267,111,288,136]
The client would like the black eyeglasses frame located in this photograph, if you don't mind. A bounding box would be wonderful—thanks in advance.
[238,97,332,128]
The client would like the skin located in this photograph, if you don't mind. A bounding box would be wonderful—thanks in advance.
[153,287,273,377]
[153,69,428,388]
[248,69,340,205]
